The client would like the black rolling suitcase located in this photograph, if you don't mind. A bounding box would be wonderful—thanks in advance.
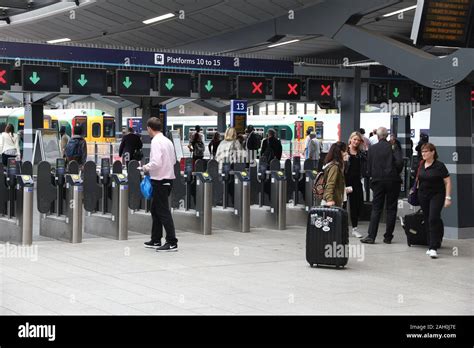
[403,210,429,246]
[306,206,349,268]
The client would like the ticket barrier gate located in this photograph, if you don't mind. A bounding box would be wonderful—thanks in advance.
[37,159,83,243]
[0,158,34,245]
[127,160,213,235]
[251,170,287,230]
[212,170,251,233]
[83,159,128,240]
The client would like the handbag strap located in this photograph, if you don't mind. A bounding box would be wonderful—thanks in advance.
[415,160,424,185]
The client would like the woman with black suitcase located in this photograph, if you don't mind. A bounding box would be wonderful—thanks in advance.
[322,142,348,208]
[417,143,452,259]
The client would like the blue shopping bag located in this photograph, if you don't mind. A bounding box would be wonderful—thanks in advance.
[140,174,153,200]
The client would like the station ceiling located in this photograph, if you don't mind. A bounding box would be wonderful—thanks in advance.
[0,0,454,62]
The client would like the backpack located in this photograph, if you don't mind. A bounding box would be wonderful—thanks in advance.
[312,164,335,200]
[65,138,85,163]
[312,171,326,200]
[193,140,205,157]
[260,140,274,164]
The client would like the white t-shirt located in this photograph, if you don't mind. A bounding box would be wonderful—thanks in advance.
[0,132,20,156]
[369,134,379,145]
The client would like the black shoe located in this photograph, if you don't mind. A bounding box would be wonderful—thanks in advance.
[144,240,161,249]
[360,237,375,244]
[156,243,178,252]
[383,239,392,244]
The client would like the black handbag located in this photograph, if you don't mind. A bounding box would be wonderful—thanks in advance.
[408,160,424,206]
[133,148,144,161]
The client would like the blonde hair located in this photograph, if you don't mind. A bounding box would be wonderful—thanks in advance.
[224,127,237,141]
[348,131,365,152]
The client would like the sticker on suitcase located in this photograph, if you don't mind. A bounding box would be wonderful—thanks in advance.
[310,213,333,232]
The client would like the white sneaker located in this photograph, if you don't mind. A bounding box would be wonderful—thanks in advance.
[429,249,438,259]
[352,227,363,238]
[426,250,430,255]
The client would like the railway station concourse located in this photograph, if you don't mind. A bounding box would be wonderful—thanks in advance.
[0,0,473,345]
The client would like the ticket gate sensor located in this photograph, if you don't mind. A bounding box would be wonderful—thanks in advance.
[37,159,83,243]
[83,159,128,240]
[213,170,251,233]
[270,170,287,230]
[0,158,34,245]
[221,162,232,209]
[183,158,194,210]
[304,168,318,211]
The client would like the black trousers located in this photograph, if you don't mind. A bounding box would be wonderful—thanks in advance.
[2,153,15,166]
[346,178,363,228]
[151,179,177,244]
[367,181,401,241]
[418,191,445,250]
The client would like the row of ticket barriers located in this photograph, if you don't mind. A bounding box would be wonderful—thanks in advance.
[0,156,319,245]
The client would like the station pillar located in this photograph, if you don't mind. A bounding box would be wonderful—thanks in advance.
[430,84,474,239]
[140,98,153,159]
[340,67,361,143]
[217,111,226,134]
[115,107,123,139]
[391,114,412,159]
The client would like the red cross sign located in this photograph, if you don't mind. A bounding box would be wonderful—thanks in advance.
[252,82,263,94]
[0,70,6,84]
[321,84,331,96]
[288,83,299,95]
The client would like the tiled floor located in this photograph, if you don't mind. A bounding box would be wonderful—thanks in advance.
[1,220,473,315]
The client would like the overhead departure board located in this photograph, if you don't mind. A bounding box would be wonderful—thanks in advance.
[412,0,474,47]
[388,82,413,103]
[71,67,107,95]
[307,79,335,103]
[159,72,192,97]
[272,77,301,101]
[116,70,151,96]
[199,74,230,99]
[22,65,61,92]
[236,76,267,99]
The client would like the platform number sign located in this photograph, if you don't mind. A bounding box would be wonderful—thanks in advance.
[231,100,247,134]
[272,77,301,101]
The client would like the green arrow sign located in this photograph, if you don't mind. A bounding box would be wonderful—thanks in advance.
[77,74,88,87]
[205,80,214,92]
[123,76,132,89]
[29,72,40,85]
[165,78,174,90]
[393,88,400,98]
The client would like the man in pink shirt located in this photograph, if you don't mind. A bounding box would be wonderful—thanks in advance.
[142,117,178,252]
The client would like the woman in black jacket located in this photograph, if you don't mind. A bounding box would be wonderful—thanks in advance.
[208,132,221,158]
[344,132,367,238]
[417,143,452,259]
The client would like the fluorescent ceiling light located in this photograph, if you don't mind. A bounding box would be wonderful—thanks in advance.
[47,38,71,44]
[268,39,300,48]
[143,13,175,24]
[383,5,417,17]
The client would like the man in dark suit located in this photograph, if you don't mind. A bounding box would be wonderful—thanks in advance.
[361,127,403,244]
[119,127,143,165]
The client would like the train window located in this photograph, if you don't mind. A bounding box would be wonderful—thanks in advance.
[92,123,101,138]
[206,128,217,141]
[73,116,87,137]
[51,120,59,129]
[280,128,287,140]
[103,118,115,138]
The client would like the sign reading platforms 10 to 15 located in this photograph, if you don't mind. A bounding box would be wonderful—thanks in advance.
[159,72,192,97]
[272,77,301,101]
[116,70,151,96]
[22,65,61,92]
[199,74,230,99]
[71,68,107,95]
[0,63,11,90]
